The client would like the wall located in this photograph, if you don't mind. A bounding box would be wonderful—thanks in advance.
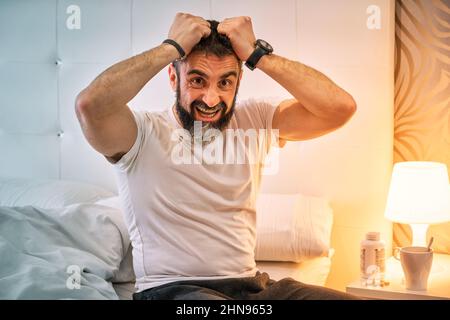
[393,0,450,254]
[0,0,395,290]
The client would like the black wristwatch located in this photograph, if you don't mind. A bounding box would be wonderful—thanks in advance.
[245,39,273,71]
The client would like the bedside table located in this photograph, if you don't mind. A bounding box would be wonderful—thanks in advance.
[346,253,450,300]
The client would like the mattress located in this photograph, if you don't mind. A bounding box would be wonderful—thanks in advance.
[113,253,333,300]
[256,252,333,286]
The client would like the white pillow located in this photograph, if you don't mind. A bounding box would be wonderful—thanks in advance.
[255,193,333,263]
[0,178,115,209]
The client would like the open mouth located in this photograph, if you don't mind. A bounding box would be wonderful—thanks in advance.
[194,104,223,121]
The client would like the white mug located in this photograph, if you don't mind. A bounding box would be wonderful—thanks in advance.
[394,246,433,291]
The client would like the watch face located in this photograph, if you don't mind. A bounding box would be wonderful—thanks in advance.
[256,39,273,53]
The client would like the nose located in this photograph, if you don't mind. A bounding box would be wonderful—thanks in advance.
[202,88,221,108]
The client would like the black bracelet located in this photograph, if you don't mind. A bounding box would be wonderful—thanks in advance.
[162,39,186,59]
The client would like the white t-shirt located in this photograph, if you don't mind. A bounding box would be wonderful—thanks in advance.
[112,99,278,292]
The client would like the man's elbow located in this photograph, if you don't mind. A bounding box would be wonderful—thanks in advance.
[338,96,357,124]
[75,90,94,121]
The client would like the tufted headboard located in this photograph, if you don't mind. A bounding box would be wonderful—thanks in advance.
[0,0,394,291]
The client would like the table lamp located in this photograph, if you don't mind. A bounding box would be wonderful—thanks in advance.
[384,161,450,247]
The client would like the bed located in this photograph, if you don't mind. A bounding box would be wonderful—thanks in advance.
[0,178,334,300]
[0,0,395,293]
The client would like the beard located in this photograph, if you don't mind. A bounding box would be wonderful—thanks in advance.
[175,78,240,133]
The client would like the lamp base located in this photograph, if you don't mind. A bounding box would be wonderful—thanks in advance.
[410,223,429,247]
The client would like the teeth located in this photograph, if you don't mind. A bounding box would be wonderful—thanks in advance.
[201,111,216,118]
[199,109,217,114]
[196,105,220,114]
[196,106,219,117]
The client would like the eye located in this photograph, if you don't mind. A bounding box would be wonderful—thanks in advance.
[219,79,232,89]
[189,77,204,88]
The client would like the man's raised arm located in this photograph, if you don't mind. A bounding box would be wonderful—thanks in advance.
[75,13,210,162]
[218,16,356,142]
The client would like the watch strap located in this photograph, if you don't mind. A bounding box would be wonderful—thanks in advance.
[245,44,269,71]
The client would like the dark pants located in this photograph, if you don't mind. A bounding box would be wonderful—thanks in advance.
[132,272,360,300]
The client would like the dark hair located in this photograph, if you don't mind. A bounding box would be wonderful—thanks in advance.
[173,20,242,69]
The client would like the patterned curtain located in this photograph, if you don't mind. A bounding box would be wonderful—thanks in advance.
[394,0,450,253]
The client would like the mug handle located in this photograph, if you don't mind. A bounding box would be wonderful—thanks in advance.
[393,247,401,261]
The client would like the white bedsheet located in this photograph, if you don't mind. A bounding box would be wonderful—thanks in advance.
[0,203,129,299]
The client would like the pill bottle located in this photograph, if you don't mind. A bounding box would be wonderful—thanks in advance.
[360,232,385,286]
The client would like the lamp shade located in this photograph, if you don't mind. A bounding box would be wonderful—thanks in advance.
[385,161,450,224]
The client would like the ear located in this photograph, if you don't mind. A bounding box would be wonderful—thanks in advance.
[168,63,177,92]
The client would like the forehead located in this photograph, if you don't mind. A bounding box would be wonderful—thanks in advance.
[181,52,240,77]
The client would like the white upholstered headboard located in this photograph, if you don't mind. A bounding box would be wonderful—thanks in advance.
[0,0,394,290]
